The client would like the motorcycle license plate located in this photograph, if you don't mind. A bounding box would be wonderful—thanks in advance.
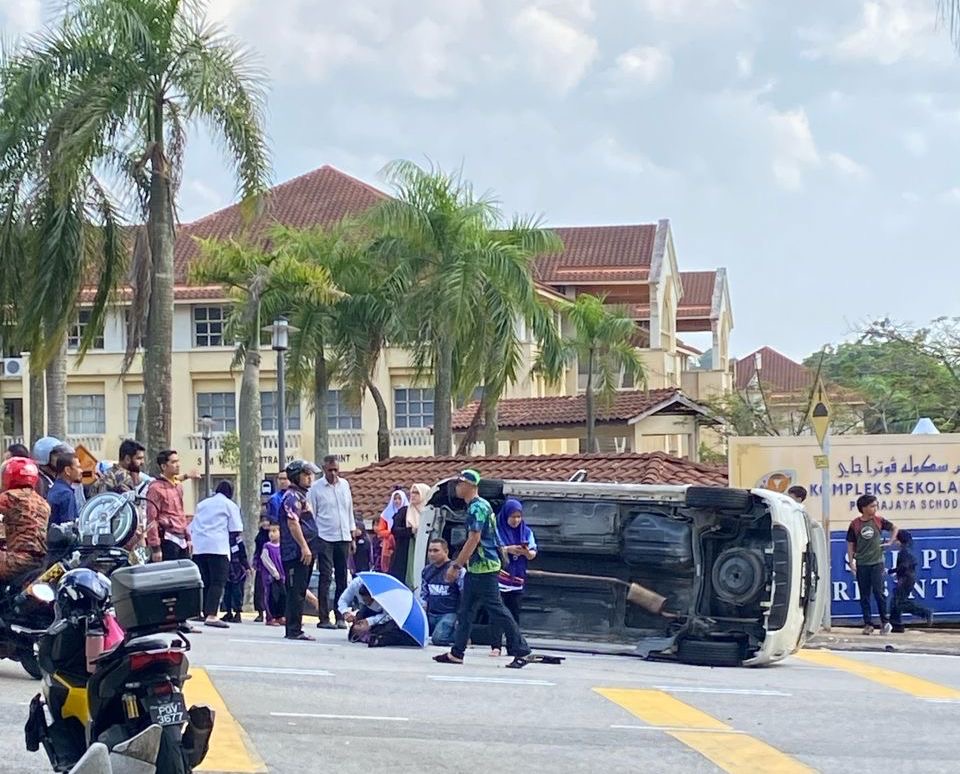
[37,563,65,584]
[146,693,187,726]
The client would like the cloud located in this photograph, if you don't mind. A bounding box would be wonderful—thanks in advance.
[736,51,753,78]
[902,191,921,203]
[639,0,747,23]
[827,152,869,180]
[511,6,599,94]
[609,45,673,89]
[0,0,41,35]
[941,187,960,205]
[828,0,947,65]
[903,130,928,157]
[767,107,821,191]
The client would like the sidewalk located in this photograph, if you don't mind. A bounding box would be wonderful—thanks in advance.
[807,627,960,656]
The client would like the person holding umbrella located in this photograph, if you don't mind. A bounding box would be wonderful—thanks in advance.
[434,470,532,669]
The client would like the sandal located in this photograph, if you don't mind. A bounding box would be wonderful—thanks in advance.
[285,633,316,641]
[505,657,529,669]
[433,653,464,665]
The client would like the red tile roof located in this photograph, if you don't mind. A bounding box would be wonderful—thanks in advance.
[345,451,727,518]
[451,388,707,431]
[734,347,812,392]
[680,271,716,309]
[173,165,387,283]
[534,225,658,284]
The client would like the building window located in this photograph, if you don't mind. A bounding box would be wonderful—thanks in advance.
[196,392,236,432]
[327,390,361,430]
[260,391,302,431]
[67,309,105,350]
[394,388,433,429]
[67,394,106,434]
[193,306,226,348]
[577,357,635,391]
[126,393,143,435]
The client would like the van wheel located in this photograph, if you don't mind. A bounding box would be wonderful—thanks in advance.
[685,487,752,511]
[677,638,744,667]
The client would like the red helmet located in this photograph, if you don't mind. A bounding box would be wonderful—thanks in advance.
[2,457,40,491]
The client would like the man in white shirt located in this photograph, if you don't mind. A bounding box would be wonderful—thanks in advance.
[308,455,354,630]
[191,481,244,628]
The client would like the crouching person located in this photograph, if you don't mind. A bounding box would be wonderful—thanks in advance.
[420,538,462,646]
[338,576,417,648]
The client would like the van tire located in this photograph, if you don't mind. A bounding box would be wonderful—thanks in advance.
[677,638,744,667]
[685,487,752,512]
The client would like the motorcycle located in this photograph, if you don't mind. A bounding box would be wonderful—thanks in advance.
[24,561,214,774]
[1,495,137,680]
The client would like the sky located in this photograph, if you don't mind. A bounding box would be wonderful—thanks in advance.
[2,0,960,362]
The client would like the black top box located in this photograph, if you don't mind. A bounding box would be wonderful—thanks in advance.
[111,560,203,633]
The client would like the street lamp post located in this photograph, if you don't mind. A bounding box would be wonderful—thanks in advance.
[263,316,298,473]
[200,414,214,498]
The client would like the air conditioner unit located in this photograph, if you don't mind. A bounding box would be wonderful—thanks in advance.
[1,358,24,379]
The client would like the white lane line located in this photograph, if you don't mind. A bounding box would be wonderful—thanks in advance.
[428,675,556,686]
[925,699,960,705]
[228,638,343,647]
[611,725,746,735]
[272,712,408,722]
[652,685,792,697]
[206,665,333,677]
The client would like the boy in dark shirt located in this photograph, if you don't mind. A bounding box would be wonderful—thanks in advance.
[889,530,934,632]
[846,494,897,635]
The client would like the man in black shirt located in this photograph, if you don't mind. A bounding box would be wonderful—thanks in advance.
[889,529,933,632]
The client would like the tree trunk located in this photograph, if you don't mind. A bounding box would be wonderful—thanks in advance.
[455,398,484,455]
[585,349,596,453]
[367,379,391,461]
[238,344,262,567]
[135,398,147,443]
[313,347,329,461]
[29,367,45,446]
[433,333,454,456]
[482,390,499,456]
[46,332,67,440]
[143,98,174,473]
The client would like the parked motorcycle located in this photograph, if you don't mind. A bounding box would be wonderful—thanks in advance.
[1,519,134,680]
[24,562,214,773]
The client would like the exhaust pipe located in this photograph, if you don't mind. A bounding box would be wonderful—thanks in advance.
[182,705,216,768]
[526,569,672,616]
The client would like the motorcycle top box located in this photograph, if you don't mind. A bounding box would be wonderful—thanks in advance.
[110,560,202,634]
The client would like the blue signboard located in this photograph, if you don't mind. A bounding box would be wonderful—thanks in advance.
[830,528,960,622]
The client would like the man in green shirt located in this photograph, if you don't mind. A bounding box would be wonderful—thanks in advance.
[846,494,898,636]
[434,469,531,669]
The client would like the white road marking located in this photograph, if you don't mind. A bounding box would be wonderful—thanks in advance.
[206,665,333,677]
[428,675,556,686]
[272,712,408,722]
[228,638,342,647]
[653,685,792,697]
[611,725,746,734]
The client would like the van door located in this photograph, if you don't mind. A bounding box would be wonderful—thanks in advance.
[803,520,829,639]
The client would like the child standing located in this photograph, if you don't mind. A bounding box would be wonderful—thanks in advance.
[889,529,934,632]
[259,523,287,626]
[252,515,271,622]
[220,531,250,624]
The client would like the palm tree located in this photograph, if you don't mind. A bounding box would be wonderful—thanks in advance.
[942,1,960,48]
[189,232,340,546]
[0,0,269,466]
[369,161,557,456]
[542,294,646,454]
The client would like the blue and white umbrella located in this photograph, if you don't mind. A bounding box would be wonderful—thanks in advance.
[357,571,429,647]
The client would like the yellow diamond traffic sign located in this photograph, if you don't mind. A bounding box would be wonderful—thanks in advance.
[809,378,831,451]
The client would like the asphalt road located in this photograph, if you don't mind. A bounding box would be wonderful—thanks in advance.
[3,621,960,774]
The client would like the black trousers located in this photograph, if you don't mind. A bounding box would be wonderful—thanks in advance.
[317,540,350,623]
[490,590,523,650]
[283,558,312,638]
[452,571,530,660]
[193,554,229,618]
[254,570,265,613]
[890,579,932,625]
[856,562,888,625]
[160,541,190,562]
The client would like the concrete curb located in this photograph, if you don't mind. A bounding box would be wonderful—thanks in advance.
[806,634,960,657]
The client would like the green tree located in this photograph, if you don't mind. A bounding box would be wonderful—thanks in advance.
[0,0,269,466]
[190,233,340,547]
[540,294,646,453]
[369,161,559,455]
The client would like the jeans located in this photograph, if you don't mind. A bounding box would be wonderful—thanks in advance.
[317,540,350,623]
[452,571,530,660]
[193,554,229,618]
[856,562,888,626]
[283,558,312,638]
[221,579,244,614]
[890,578,932,625]
[428,612,457,646]
[490,590,523,651]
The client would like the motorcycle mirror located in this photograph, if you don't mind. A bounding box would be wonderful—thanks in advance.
[29,584,56,603]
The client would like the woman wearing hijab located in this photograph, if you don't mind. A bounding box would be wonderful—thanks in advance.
[377,487,407,572]
[490,498,537,656]
[388,483,430,587]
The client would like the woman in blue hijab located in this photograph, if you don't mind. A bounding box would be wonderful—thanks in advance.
[490,498,537,656]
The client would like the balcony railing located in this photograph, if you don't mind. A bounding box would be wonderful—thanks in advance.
[390,427,433,450]
[330,430,364,450]
[186,432,303,452]
[66,434,104,454]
